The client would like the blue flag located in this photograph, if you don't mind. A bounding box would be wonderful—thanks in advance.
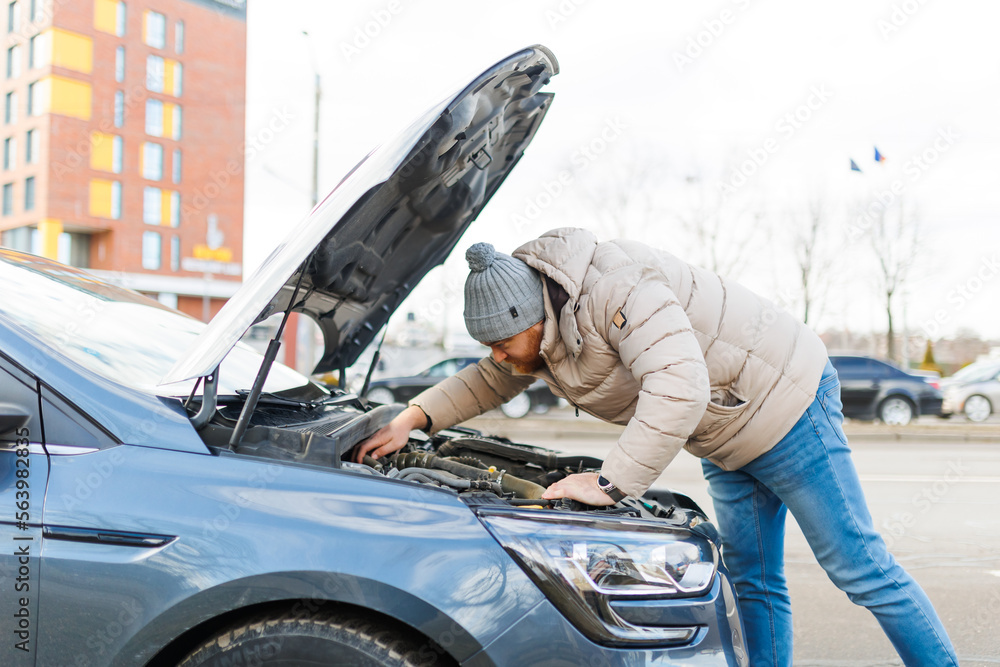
[850,159,862,172]
[875,146,886,162]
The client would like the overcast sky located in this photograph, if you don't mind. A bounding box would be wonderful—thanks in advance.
[242,0,1000,345]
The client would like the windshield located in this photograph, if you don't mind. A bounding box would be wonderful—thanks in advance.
[951,362,1000,384]
[0,251,314,397]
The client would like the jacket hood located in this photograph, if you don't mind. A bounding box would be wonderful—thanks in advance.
[513,227,598,359]
[161,46,558,386]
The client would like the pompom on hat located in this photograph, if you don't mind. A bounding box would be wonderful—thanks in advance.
[463,242,544,343]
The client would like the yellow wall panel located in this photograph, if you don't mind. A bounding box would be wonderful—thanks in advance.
[38,219,63,260]
[162,103,174,138]
[93,0,118,34]
[49,76,92,121]
[51,29,94,74]
[90,131,115,171]
[160,189,172,227]
[89,179,113,218]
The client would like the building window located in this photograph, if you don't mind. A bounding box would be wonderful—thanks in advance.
[115,1,125,36]
[27,80,42,116]
[143,185,160,224]
[25,128,37,163]
[175,21,184,54]
[145,98,162,136]
[6,44,20,78]
[144,11,165,49]
[142,141,162,180]
[4,91,15,124]
[170,234,179,271]
[113,90,124,127]
[146,54,164,92]
[115,46,124,82]
[171,148,180,183]
[172,62,182,96]
[111,181,121,219]
[23,175,33,210]
[171,105,182,139]
[3,136,14,169]
[28,0,39,22]
[2,182,12,215]
[7,1,19,34]
[112,134,122,173]
[28,32,44,69]
[142,231,161,269]
[169,190,179,226]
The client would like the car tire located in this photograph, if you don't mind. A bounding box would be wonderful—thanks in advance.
[963,394,992,423]
[365,387,396,405]
[877,396,914,426]
[500,393,532,419]
[178,610,447,667]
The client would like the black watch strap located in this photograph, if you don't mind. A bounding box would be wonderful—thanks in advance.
[598,475,627,502]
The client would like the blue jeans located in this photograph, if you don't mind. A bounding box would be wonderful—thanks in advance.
[701,361,958,666]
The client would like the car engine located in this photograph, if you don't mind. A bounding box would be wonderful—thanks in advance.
[194,396,711,530]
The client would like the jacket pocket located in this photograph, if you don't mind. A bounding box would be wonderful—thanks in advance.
[688,393,749,454]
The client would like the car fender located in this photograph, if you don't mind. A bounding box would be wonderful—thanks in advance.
[38,445,543,667]
[117,571,499,666]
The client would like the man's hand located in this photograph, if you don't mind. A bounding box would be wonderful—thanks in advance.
[353,405,429,463]
[541,472,616,506]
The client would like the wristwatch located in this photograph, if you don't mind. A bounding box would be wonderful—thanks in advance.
[597,474,627,502]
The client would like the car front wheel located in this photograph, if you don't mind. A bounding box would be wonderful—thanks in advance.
[964,394,992,423]
[178,610,448,667]
[878,396,914,426]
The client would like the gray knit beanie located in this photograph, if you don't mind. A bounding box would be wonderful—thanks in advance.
[463,242,544,343]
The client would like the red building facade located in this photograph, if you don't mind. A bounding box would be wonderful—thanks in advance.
[0,0,246,320]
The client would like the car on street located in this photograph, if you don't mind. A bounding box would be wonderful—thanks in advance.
[0,46,747,666]
[941,360,1000,422]
[365,356,561,418]
[829,355,944,425]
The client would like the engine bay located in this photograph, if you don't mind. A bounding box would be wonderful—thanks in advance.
[193,394,711,531]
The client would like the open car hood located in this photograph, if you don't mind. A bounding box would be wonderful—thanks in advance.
[161,45,558,386]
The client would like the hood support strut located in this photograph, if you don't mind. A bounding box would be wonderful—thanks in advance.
[228,260,310,449]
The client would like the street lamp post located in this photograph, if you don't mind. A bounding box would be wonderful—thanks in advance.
[284,31,323,374]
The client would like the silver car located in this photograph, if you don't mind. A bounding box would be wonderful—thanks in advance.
[941,361,1000,422]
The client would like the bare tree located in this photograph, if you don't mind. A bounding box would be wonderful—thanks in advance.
[672,177,766,280]
[866,198,924,365]
[571,150,767,281]
[571,142,671,242]
[787,197,839,325]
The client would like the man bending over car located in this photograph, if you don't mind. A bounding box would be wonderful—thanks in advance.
[355,227,957,667]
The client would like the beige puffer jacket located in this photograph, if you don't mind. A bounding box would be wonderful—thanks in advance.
[412,227,828,497]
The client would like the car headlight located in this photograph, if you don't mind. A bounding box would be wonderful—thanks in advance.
[478,510,717,647]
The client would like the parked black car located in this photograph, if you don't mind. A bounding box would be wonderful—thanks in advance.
[365,356,561,418]
[829,355,944,425]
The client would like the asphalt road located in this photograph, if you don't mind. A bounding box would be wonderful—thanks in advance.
[465,412,1000,666]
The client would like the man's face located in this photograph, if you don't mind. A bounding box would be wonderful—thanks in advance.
[485,321,544,373]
